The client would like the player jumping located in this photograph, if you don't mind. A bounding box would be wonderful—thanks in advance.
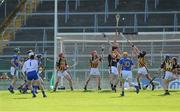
[84,50,102,91]
[108,42,122,91]
[132,45,155,90]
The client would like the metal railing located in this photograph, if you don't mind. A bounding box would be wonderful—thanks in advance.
[14,11,180,32]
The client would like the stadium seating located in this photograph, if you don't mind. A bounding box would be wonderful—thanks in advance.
[36,0,180,12]
[0,0,20,24]
[11,0,180,42]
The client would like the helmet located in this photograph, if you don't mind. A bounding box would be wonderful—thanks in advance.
[112,46,118,51]
[112,42,119,47]
[139,51,146,57]
[91,50,97,55]
[59,53,64,58]
[14,48,20,53]
[141,51,146,55]
[112,43,119,51]
[36,54,43,59]
[29,52,35,57]
[123,52,128,56]
[172,57,177,62]
[27,49,33,54]
[164,54,170,60]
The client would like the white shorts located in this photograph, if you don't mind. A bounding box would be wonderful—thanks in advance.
[10,66,19,76]
[164,71,177,80]
[57,70,69,78]
[121,70,132,80]
[137,67,148,75]
[109,66,118,75]
[90,68,100,75]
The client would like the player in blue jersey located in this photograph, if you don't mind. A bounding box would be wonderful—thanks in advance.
[113,52,139,96]
[8,48,22,93]
[22,52,47,98]
[16,50,34,94]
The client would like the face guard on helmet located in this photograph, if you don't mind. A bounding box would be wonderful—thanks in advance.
[14,48,20,54]
[172,57,177,63]
[91,50,97,56]
[139,51,146,57]
[164,54,170,60]
[29,52,35,58]
[59,53,65,58]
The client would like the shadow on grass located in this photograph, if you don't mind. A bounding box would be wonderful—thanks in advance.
[49,90,61,93]
[48,89,70,93]
[14,92,30,95]
[82,90,95,93]
[98,89,113,93]
[110,95,125,98]
[169,90,179,92]
[157,94,171,97]
[12,97,30,99]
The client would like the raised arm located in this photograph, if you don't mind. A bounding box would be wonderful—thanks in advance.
[132,45,141,56]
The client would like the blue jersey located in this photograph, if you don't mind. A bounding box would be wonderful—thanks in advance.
[119,57,134,71]
[12,54,21,67]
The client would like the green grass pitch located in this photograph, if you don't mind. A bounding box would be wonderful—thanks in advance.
[0,90,180,111]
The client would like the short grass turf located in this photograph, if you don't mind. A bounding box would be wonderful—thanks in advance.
[0,90,180,111]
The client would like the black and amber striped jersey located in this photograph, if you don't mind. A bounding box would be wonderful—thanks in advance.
[138,57,146,67]
[56,58,67,71]
[108,51,120,67]
[90,56,100,68]
[161,60,173,72]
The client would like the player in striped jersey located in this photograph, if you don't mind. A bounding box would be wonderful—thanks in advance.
[84,50,101,91]
[108,44,121,90]
[53,53,73,91]
[132,45,155,90]
[161,56,180,95]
